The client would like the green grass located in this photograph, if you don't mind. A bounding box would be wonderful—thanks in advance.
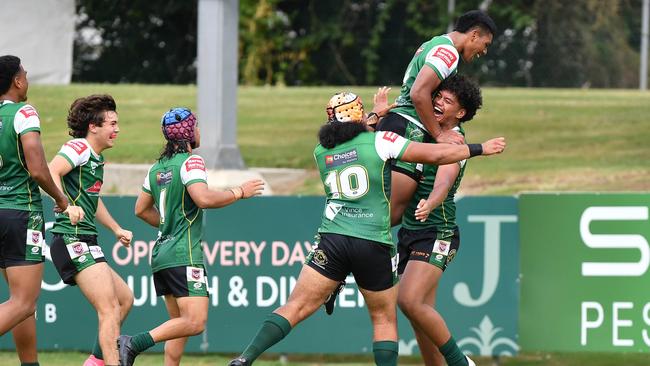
[2,351,650,366]
[27,85,650,194]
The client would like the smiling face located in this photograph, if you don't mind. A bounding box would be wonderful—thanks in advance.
[433,89,466,126]
[89,110,119,151]
[461,28,493,63]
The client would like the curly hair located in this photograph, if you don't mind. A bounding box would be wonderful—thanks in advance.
[318,121,367,149]
[439,75,482,123]
[67,94,117,138]
[0,55,21,96]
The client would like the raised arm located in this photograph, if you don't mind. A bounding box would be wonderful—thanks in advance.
[400,137,505,166]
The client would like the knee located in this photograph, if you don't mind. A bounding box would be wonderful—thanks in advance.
[96,301,121,321]
[186,317,207,336]
[397,294,419,318]
[121,292,134,312]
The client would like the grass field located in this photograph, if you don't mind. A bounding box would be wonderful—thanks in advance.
[1,351,649,366]
[28,84,650,195]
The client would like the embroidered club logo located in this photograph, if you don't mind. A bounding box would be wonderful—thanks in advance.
[73,243,84,255]
[86,180,102,194]
[192,269,201,280]
[439,241,448,252]
[31,232,40,244]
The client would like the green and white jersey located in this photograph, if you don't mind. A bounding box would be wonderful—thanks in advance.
[392,35,460,131]
[315,131,410,246]
[51,138,105,235]
[142,153,207,272]
[402,127,467,237]
[0,101,43,211]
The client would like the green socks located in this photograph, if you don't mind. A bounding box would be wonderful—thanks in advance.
[372,341,398,366]
[92,336,103,359]
[439,336,468,366]
[131,331,155,353]
[241,313,292,362]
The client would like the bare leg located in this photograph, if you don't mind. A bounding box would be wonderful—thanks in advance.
[359,285,399,342]
[149,296,208,342]
[76,263,122,365]
[160,295,189,366]
[0,263,43,335]
[389,172,418,226]
[1,267,39,363]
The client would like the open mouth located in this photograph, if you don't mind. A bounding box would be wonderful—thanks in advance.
[433,106,443,117]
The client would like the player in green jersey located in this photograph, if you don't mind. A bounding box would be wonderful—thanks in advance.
[396,75,484,366]
[0,55,84,366]
[118,108,263,366]
[228,92,505,366]
[378,10,496,234]
[48,95,134,366]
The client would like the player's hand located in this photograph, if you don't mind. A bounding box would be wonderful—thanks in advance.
[115,228,133,247]
[53,197,69,213]
[63,205,85,225]
[414,199,435,222]
[371,86,397,118]
[240,179,265,199]
[481,137,506,155]
[436,129,465,145]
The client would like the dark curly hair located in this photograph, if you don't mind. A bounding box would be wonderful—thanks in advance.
[67,94,116,138]
[158,140,190,160]
[438,74,482,123]
[318,121,367,149]
[0,55,21,96]
[454,10,497,36]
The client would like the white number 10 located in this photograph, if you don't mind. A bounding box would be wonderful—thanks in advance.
[324,165,369,199]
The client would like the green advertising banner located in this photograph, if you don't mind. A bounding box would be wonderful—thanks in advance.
[0,196,519,356]
[520,193,650,352]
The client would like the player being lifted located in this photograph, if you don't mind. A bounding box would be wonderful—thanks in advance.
[0,55,83,366]
[228,91,505,366]
[396,75,486,366]
[118,108,264,366]
[378,10,496,229]
[48,95,133,366]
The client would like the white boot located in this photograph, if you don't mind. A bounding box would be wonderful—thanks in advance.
[466,355,476,366]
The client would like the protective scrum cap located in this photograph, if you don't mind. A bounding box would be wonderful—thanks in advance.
[161,107,196,144]
[326,92,364,123]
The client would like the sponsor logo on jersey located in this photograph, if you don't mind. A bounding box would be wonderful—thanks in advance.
[325,149,358,167]
[382,131,399,143]
[185,157,205,171]
[19,106,38,118]
[66,140,88,155]
[432,47,457,68]
[86,180,102,194]
[156,171,173,186]
[89,246,104,259]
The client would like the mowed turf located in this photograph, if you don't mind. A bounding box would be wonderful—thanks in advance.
[28,85,650,194]
[1,351,650,366]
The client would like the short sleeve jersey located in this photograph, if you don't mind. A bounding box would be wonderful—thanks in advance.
[51,138,105,235]
[314,131,410,246]
[401,127,467,237]
[391,35,460,130]
[0,101,43,211]
[142,153,207,272]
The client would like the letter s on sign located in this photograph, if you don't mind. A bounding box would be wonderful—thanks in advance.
[581,206,649,277]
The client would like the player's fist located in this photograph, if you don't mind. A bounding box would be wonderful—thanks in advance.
[63,205,85,225]
[115,228,133,247]
[481,137,506,155]
[241,179,265,199]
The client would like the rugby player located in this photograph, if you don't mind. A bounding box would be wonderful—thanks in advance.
[0,55,83,366]
[48,94,133,366]
[118,108,264,366]
[228,92,505,366]
[378,10,496,233]
[396,75,485,366]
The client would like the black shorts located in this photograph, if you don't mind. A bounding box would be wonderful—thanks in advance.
[50,233,107,285]
[306,233,398,291]
[397,226,460,274]
[153,265,209,298]
[0,209,45,268]
[377,113,433,181]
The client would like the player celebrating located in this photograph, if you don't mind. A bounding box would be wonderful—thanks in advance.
[396,75,485,366]
[118,108,264,366]
[48,95,133,366]
[228,92,504,366]
[0,55,83,366]
[379,10,496,230]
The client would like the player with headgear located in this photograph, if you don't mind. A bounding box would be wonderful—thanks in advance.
[118,108,264,366]
[228,90,505,366]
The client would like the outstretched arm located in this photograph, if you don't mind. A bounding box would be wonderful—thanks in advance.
[186,179,264,209]
[400,137,505,165]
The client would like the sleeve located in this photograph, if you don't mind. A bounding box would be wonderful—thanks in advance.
[142,166,152,194]
[13,104,41,135]
[180,155,208,186]
[56,139,90,168]
[374,131,410,161]
[424,45,459,81]
[452,127,466,167]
